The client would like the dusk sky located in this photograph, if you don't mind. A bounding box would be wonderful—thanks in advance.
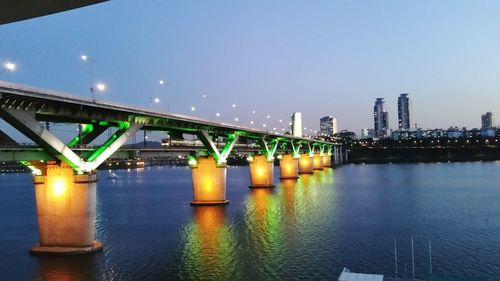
[2,0,500,138]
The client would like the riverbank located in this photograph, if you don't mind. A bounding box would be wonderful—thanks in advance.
[348,147,500,164]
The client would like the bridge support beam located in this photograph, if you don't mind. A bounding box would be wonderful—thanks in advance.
[279,154,299,179]
[190,156,229,205]
[30,162,102,255]
[298,153,313,174]
[313,153,324,170]
[248,154,275,188]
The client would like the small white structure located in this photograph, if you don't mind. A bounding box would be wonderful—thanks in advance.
[338,268,384,281]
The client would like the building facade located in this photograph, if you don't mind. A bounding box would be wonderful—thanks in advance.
[291,112,302,137]
[373,98,389,138]
[397,93,412,130]
[481,112,494,129]
[319,116,337,136]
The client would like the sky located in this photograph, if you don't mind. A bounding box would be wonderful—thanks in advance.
[1,0,500,141]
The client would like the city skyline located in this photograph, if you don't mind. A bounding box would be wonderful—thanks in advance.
[1,1,500,138]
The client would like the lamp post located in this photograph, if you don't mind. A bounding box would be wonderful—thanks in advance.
[149,97,160,109]
[81,54,106,102]
[158,80,168,111]
[1,61,16,78]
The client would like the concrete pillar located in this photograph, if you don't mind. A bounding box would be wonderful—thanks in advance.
[248,154,275,188]
[30,163,102,255]
[279,154,299,179]
[298,153,314,174]
[345,149,348,163]
[322,154,332,167]
[191,156,229,205]
[333,147,339,165]
[313,153,324,170]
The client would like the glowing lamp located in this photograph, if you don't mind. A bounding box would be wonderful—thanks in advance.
[248,154,274,188]
[279,154,299,179]
[190,156,228,205]
[313,153,324,170]
[298,153,313,174]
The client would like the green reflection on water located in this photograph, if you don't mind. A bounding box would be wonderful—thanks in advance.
[181,206,238,281]
[179,168,337,280]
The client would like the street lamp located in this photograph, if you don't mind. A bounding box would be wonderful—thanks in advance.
[90,82,106,102]
[149,97,160,109]
[80,54,100,101]
[2,61,16,77]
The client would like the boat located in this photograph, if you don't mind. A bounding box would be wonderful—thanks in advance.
[108,172,119,179]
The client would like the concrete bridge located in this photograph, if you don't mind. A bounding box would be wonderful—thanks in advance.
[0,80,342,255]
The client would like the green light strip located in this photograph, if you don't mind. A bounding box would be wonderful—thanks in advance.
[67,124,94,148]
[86,132,119,162]
[19,160,42,175]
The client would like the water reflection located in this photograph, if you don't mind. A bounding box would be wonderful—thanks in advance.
[35,255,102,281]
[245,188,285,277]
[180,206,237,281]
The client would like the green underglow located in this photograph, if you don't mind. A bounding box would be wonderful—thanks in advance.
[67,124,95,148]
[216,133,236,163]
[262,139,279,161]
[19,160,42,176]
[291,142,301,158]
[98,120,130,129]
[87,132,119,162]
[187,155,197,166]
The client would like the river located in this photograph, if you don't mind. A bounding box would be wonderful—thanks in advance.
[1,162,500,280]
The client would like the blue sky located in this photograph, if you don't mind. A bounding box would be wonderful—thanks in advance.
[1,0,500,139]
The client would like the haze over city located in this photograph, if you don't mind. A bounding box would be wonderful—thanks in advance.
[2,0,500,138]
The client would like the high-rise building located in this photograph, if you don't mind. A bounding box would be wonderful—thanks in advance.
[319,116,337,136]
[373,98,389,138]
[481,112,494,129]
[291,112,302,137]
[397,93,412,130]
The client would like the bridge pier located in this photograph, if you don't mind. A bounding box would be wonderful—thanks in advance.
[322,154,332,167]
[279,154,299,179]
[313,153,324,170]
[248,154,275,188]
[298,153,314,174]
[30,162,102,255]
[190,156,229,205]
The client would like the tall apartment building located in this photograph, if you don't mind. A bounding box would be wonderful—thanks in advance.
[397,93,412,130]
[374,98,389,138]
[319,116,337,136]
[291,112,302,137]
[481,112,494,129]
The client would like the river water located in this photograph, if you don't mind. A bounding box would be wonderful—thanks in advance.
[1,162,500,280]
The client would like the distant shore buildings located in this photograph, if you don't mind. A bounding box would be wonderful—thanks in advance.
[397,93,412,130]
[291,112,302,137]
[373,98,389,138]
[320,116,337,136]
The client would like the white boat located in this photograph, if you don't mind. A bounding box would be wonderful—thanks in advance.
[108,172,119,179]
[338,268,384,281]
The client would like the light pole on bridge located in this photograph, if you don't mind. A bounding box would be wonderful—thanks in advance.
[1,61,16,78]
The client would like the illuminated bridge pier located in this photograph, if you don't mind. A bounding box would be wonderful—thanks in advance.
[0,81,338,254]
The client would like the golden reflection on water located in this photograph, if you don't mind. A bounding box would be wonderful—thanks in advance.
[180,168,336,280]
[35,255,97,281]
[181,206,237,281]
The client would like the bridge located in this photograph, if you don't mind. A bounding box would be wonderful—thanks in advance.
[0,80,342,255]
